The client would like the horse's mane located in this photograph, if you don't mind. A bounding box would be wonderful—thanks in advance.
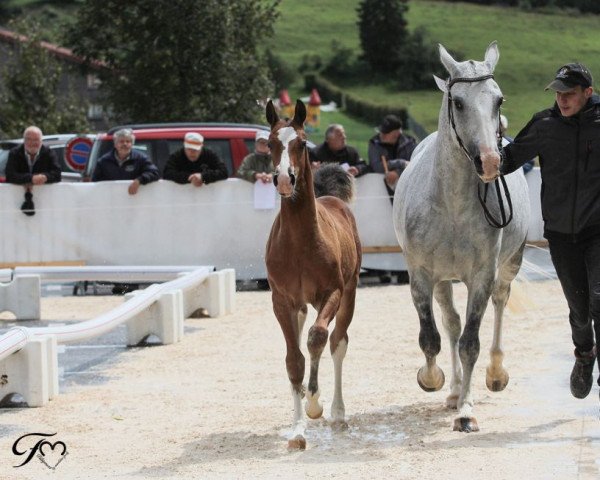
[313,164,355,203]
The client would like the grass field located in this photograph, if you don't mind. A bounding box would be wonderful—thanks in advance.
[271,0,600,144]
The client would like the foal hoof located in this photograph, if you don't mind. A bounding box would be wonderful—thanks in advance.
[417,365,445,392]
[287,435,306,450]
[486,366,509,392]
[453,417,479,433]
[305,392,323,419]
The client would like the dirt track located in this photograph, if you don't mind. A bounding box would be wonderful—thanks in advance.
[1,279,599,479]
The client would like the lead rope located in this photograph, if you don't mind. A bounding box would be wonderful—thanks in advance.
[447,74,514,229]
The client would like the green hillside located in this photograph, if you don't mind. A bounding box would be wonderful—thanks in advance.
[271,0,600,139]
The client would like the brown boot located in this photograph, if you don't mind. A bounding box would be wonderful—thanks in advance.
[570,346,596,399]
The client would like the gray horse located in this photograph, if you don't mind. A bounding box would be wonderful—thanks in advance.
[393,41,530,432]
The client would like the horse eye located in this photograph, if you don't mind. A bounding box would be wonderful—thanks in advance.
[454,99,463,110]
[497,97,504,108]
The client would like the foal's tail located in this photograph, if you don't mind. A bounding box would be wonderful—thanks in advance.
[313,164,355,203]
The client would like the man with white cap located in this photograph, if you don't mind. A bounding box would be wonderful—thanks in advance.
[501,62,600,403]
[236,130,274,183]
[163,132,228,187]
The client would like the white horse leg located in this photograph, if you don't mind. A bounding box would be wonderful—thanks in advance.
[411,271,445,392]
[487,278,510,392]
[454,275,494,433]
[289,384,307,449]
[487,245,524,391]
[434,281,463,409]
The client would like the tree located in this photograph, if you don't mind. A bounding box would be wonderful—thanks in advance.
[356,0,409,74]
[0,19,89,138]
[65,0,280,124]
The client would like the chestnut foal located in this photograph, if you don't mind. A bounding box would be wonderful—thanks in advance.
[265,99,361,450]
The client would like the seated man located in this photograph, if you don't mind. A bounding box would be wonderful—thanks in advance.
[163,132,228,186]
[92,128,159,195]
[309,124,369,177]
[236,130,274,183]
[368,114,418,193]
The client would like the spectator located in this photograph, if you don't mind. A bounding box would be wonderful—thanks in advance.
[163,132,228,187]
[236,130,274,183]
[309,124,369,177]
[6,125,61,216]
[368,114,418,193]
[501,62,600,402]
[92,128,159,195]
[500,114,534,174]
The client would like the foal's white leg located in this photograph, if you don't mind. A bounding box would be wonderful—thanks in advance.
[289,384,307,449]
[330,337,348,422]
[434,281,463,409]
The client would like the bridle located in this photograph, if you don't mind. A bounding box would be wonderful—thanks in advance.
[447,74,513,229]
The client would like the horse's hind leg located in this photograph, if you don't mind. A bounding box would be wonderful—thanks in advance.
[434,281,462,409]
[411,271,445,392]
[328,287,356,425]
[306,291,342,420]
[487,243,525,392]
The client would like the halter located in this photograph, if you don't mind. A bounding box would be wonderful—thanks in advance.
[446,74,513,229]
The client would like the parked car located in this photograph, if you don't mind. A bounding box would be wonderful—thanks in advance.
[83,123,271,180]
[0,133,97,183]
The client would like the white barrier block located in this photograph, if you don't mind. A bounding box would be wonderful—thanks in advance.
[46,335,59,400]
[222,269,236,315]
[178,269,237,318]
[0,336,55,407]
[0,275,41,320]
[125,290,184,346]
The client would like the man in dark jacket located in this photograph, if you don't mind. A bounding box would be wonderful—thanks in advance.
[309,124,369,177]
[92,128,159,195]
[6,125,61,216]
[501,63,600,402]
[163,132,228,187]
[368,114,418,193]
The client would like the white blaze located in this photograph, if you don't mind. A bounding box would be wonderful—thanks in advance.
[277,127,297,177]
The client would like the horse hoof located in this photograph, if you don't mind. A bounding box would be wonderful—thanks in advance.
[330,419,349,431]
[305,402,323,419]
[486,366,509,392]
[417,365,445,392]
[445,394,459,409]
[288,435,306,450]
[452,417,479,433]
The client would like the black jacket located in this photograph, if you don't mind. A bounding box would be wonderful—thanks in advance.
[367,133,418,174]
[309,142,370,176]
[162,148,228,185]
[92,149,159,184]
[502,95,600,241]
[6,144,61,184]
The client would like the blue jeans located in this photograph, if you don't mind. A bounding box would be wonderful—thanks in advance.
[549,234,600,379]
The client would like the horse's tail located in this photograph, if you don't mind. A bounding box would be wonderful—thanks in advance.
[313,164,355,203]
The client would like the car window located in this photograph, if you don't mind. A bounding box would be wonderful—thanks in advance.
[0,149,9,176]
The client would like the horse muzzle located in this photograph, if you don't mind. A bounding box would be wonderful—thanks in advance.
[273,171,296,197]
[474,148,500,183]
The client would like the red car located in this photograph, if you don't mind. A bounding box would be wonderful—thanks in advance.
[83,123,271,180]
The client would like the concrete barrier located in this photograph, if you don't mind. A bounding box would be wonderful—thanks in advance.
[0,268,235,407]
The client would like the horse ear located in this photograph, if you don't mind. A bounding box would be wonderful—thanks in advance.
[266,99,279,127]
[438,44,459,77]
[484,40,500,73]
[292,99,307,128]
[434,75,447,93]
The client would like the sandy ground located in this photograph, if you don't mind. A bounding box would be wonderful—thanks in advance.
[0,279,599,480]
